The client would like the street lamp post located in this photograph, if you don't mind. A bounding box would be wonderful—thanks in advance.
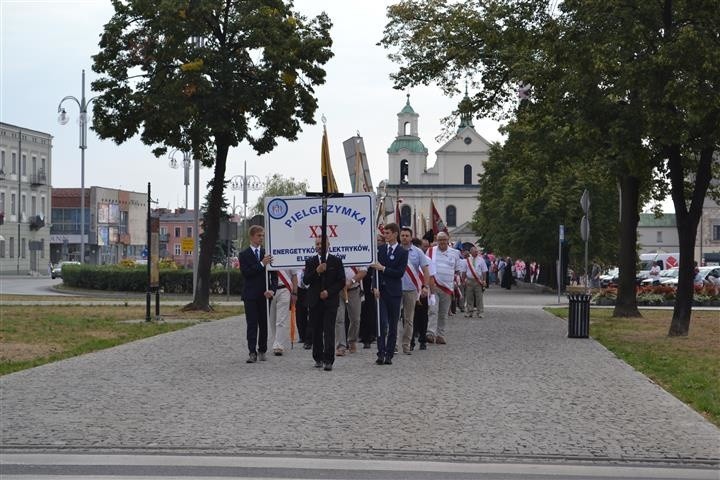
[229,160,263,246]
[58,69,97,264]
[168,149,192,210]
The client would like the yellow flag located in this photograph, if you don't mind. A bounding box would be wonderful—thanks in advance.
[321,125,339,193]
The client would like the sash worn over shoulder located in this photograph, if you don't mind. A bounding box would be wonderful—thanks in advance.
[428,245,454,296]
[466,257,483,283]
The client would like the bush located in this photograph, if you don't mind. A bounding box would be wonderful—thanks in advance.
[63,264,244,294]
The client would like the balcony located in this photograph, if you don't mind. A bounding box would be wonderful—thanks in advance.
[159,233,170,243]
[30,170,47,186]
[29,214,45,231]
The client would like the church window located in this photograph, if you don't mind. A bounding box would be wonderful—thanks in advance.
[464,165,472,185]
[446,205,457,227]
[401,205,411,228]
[404,122,411,135]
[400,160,409,184]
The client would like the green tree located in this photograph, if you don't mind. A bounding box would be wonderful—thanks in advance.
[91,0,333,311]
[473,105,621,283]
[381,0,720,334]
[252,173,309,215]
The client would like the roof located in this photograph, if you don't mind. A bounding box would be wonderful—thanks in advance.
[638,213,677,228]
[387,137,428,154]
[399,94,417,115]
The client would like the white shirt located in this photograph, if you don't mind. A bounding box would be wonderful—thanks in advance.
[466,254,488,281]
[429,245,461,287]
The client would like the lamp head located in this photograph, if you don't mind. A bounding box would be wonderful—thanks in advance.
[57,108,69,125]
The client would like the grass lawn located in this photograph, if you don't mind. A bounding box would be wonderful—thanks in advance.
[0,304,243,376]
[547,307,720,427]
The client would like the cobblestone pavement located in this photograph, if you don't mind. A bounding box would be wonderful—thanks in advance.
[1,288,718,466]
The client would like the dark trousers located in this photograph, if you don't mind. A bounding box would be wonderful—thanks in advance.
[359,289,376,344]
[310,301,338,364]
[296,288,310,344]
[244,296,268,354]
[377,293,401,360]
[412,296,429,347]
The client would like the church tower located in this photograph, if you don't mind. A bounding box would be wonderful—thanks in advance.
[387,94,428,186]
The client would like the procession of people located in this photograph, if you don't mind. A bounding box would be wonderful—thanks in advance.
[240,222,520,371]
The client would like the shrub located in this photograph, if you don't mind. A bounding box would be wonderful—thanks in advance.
[62,264,243,294]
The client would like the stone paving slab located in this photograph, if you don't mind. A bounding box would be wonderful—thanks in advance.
[1,297,718,465]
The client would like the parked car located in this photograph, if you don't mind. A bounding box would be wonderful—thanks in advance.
[640,267,679,286]
[51,261,80,279]
[661,266,720,287]
[599,267,619,288]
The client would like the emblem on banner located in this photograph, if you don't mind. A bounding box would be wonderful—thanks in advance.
[267,198,289,219]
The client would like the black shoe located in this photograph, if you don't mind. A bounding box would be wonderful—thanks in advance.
[303,343,312,350]
[246,352,257,363]
[314,361,322,368]
[419,343,427,350]
[375,358,385,365]
[323,363,333,371]
[384,358,393,365]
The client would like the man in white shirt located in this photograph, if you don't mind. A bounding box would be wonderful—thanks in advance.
[463,245,488,318]
[335,265,367,355]
[268,268,297,355]
[425,232,462,344]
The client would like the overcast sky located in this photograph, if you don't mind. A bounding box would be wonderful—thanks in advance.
[1,0,505,214]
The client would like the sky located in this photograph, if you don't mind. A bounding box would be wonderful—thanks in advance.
[0,0,505,215]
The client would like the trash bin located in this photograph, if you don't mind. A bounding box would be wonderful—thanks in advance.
[567,293,591,338]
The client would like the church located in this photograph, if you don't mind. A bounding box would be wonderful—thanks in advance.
[379,93,492,245]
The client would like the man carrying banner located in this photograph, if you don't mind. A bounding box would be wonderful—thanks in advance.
[370,223,408,365]
[464,245,488,318]
[303,237,345,371]
[399,227,431,355]
[426,231,462,345]
[239,225,273,363]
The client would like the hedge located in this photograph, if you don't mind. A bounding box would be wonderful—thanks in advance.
[61,264,244,295]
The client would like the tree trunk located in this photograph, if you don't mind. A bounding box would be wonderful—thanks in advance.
[668,146,714,336]
[612,174,642,317]
[187,138,230,311]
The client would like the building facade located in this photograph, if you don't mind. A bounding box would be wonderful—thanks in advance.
[50,187,147,264]
[155,208,198,267]
[0,122,52,274]
[379,95,491,244]
[637,195,720,266]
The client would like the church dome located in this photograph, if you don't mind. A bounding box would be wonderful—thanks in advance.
[387,137,428,154]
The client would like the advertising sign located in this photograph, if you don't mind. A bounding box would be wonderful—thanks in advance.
[264,193,376,269]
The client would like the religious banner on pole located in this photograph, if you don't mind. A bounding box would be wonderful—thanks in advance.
[264,193,377,269]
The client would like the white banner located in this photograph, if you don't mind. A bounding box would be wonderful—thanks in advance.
[264,193,377,269]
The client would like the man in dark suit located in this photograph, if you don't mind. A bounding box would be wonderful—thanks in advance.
[370,222,408,366]
[303,237,345,371]
[239,225,273,364]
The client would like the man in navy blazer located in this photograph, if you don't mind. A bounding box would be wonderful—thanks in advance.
[370,222,408,365]
[240,225,273,363]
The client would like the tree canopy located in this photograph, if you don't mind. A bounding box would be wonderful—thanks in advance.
[381,0,720,334]
[91,0,333,310]
[252,173,309,216]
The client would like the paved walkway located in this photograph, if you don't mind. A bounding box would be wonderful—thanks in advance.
[1,287,718,467]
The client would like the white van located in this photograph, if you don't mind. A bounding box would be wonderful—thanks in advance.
[639,252,680,271]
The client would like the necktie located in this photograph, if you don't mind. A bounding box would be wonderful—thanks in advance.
[387,245,393,256]
[255,248,260,260]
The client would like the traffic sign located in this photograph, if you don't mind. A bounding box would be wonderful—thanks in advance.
[181,237,194,253]
[581,215,590,241]
[580,189,590,213]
